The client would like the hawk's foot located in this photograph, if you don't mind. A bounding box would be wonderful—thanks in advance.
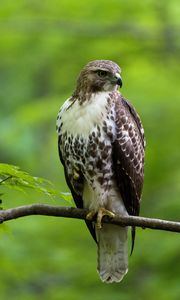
[86,208,115,229]
[86,210,96,221]
[73,165,80,180]
[97,208,115,229]
[73,170,80,180]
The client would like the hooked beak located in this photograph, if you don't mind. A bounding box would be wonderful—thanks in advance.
[115,73,122,88]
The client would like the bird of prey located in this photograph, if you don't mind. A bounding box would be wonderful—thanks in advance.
[56,60,145,283]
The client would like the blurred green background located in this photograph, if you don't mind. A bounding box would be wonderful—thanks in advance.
[0,0,180,299]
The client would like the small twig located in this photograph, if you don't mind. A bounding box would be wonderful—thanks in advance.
[0,204,179,233]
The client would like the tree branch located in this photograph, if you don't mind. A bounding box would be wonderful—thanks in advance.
[0,204,180,233]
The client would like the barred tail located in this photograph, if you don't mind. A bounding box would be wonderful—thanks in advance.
[96,224,128,283]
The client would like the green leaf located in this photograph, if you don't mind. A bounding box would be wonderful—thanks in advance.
[60,192,73,203]
[0,163,68,200]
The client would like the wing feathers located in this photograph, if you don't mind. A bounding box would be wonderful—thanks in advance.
[113,95,145,215]
[112,95,145,253]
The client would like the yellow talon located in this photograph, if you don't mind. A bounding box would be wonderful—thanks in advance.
[73,165,80,180]
[86,208,115,229]
[86,210,96,221]
[97,208,115,229]
[73,170,80,180]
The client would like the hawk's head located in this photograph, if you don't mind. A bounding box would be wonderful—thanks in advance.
[74,60,122,97]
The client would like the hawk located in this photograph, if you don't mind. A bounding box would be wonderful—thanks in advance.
[56,60,145,283]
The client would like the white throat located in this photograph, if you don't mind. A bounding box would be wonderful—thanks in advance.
[61,92,110,136]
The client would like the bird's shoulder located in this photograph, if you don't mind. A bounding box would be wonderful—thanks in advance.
[56,97,75,133]
[109,92,145,149]
[121,97,145,148]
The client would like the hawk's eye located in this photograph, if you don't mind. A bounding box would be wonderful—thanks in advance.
[97,70,107,77]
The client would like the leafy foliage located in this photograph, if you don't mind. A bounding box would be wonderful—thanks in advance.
[0,163,72,201]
